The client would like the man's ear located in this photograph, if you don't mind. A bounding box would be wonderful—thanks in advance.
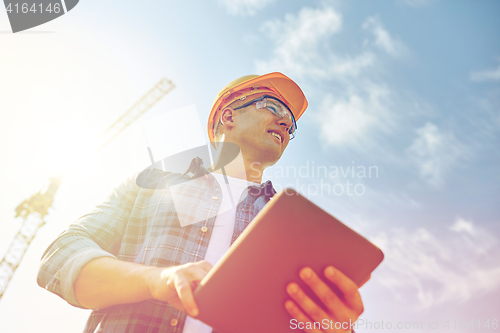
[220,108,235,129]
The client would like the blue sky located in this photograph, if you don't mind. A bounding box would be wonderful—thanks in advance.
[1,1,499,332]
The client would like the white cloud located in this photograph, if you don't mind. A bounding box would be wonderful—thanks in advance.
[450,216,476,236]
[256,6,343,78]
[265,6,342,51]
[449,217,497,255]
[256,7,409,151]
[372,221,500,308]
[318,83,392,148]
[363,16,405,57]
[256,7,382,80]
[255,7,411,80]
[407,122,467,188]
[218,0,276,16]
[328,53,376,78]
[470,58,500,82]
[255,6,395,149]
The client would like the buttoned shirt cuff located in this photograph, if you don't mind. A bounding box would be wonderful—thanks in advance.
[59,248,116,308]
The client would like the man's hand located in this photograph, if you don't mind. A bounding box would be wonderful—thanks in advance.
[285,266,364,332]
[74,257,212,314]
[147,260,213,317]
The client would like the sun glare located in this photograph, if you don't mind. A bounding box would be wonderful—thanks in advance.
[38,118,102,177]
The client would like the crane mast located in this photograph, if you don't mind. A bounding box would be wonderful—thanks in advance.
[0,78,175,299]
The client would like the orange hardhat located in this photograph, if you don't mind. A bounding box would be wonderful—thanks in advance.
[207,72,308,145]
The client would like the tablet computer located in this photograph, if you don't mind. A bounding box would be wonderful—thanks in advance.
[194,188,384,333]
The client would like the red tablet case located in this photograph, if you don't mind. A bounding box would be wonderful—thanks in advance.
[194,188,384,333]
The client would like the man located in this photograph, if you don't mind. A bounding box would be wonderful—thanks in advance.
[38,72,364,332]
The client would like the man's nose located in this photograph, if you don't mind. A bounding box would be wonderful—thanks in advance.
[276,113,293,131]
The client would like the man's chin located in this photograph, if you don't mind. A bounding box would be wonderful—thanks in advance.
[241,140,284,166]
[258,144,283,166]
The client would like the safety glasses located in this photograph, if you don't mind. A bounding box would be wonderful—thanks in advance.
[233,95,297,139]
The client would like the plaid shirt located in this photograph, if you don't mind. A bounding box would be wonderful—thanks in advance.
[37,158,276,333]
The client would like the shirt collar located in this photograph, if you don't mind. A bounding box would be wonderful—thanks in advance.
[248,180,276,200]
[181,157,208,179]
[183,157,276,200]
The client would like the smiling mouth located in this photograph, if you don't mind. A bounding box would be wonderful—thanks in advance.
[268,131,282,143]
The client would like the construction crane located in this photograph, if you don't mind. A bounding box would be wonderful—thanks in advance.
[0,78,175,300]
